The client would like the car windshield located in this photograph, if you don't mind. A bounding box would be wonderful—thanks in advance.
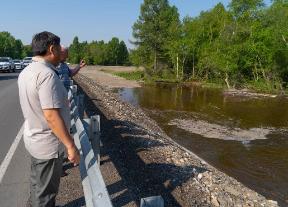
[0,58,9,62]
[24,58,32,61]
[14,60,20,63]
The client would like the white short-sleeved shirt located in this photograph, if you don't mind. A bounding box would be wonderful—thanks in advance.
[18,57,70,159]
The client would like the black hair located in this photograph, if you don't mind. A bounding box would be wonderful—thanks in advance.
[31,31,60,56]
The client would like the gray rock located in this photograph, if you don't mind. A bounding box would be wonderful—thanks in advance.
[225,186,241,197]
[267,200,278,207]
[197,173,203,180]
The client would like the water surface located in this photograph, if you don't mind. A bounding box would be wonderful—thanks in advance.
[118,84,288,205]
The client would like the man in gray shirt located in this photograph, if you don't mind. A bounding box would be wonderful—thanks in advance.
[18,31,80,207]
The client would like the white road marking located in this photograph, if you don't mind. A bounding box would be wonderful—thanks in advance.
[0,123,24,183]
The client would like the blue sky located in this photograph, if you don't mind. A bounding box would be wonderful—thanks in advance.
[0,0,271,49]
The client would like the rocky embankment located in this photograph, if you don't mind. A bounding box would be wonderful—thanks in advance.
[74,73,279,207]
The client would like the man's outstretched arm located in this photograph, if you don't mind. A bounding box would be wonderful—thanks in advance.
[70,59,86,76]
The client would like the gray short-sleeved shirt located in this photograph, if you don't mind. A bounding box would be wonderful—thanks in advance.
[18,57,70,159]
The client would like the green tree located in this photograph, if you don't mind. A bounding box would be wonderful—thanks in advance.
[118,41,129,65]
[265,0,288,85]
[229,0,264,20]
[0,32,24,58]
[68,36,129,66]
[22,45,33,58]
[129,0,288,90]
[132,0,180,73]
[14,39,23,58]
[107,37,120,65]
[88,40,108,65]
[69,36,81,63]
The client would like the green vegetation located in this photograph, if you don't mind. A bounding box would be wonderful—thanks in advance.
[113,70,145,81]
[0,32,32,58]
[68,37,129,66]
[1,0,287,94]
[130,0,288,92]
[0,31,129,66]
[112,69,182,83]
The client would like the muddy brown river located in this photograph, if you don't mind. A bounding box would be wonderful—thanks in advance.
[117,83,288,206]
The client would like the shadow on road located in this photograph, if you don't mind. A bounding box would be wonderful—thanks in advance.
[0,73,19,81]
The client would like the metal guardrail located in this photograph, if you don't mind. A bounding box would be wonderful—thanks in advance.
[68,81,164,207]
[68,83,113,207]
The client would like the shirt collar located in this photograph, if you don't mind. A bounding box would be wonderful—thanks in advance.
[32,56,57,71]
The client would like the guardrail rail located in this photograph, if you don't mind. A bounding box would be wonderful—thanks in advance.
[68,81,164,207]
[69,83,113,207]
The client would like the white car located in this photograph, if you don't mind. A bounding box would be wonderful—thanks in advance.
[13,59,24,70]
[0,57,15,73]
[22,57,32,68]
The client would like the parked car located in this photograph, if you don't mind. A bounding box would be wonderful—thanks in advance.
[0,57,15,73]
[13,59,23,70]
[22,57,32,68]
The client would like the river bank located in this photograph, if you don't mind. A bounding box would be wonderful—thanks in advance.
[74,67,279,206]
[79,65,287,97]
[100,66,286,97]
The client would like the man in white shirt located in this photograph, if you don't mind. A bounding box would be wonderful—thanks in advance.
[18,31,80,207]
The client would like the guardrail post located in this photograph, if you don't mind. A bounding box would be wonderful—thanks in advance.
[90,115,101,166]
[78,94,85,119]
[70,85,78,95]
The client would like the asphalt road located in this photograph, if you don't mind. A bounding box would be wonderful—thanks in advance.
[0,71,24,163]
[0,71,30,207]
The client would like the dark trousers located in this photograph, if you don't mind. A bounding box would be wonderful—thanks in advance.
[30,155,63,207]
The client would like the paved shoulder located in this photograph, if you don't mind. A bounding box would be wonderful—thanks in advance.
[0,139,30,207]
[0,73,24,163]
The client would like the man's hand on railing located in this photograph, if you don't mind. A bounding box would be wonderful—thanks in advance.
[67,145,80,166]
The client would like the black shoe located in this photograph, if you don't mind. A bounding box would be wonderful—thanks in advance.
[61,170,68,177]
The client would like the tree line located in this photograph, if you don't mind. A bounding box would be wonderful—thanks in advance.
[68,36,129,65]
[0,32,32,59]
[131,0,288,90]
[0,31,130,66]
[1,0,287,91]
